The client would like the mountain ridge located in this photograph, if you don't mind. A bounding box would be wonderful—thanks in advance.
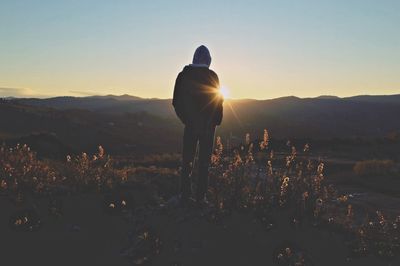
[1,94,400,157]
[4,93,400,101]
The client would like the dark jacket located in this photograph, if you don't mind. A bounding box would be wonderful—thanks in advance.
[172,65,223,127]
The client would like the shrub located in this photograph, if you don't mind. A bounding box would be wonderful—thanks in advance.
[0,143,58,194]
[353,160,395,177]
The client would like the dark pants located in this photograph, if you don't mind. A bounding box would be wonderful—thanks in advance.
[181,125,215,201]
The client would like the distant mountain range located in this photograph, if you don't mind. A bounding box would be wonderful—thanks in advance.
[10,93,400,115]
[10,93,400,137]
[1,94,400,157]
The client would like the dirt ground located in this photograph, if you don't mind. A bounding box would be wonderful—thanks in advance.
[1,191,399,266]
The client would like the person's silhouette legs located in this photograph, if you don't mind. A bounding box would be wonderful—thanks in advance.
[181,126,197,200]
[196,126,215,202]
[181,125,215,202]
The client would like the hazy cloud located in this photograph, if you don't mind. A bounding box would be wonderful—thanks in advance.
[0,87,49,98]
[69,89,141,97]
[69,90,100,96]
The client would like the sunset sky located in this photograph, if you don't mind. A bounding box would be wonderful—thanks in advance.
[1,0,399,99]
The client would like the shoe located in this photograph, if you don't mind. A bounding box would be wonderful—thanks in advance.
[181,196,197,209]
[195,197,214,209]
[167,194,196,209]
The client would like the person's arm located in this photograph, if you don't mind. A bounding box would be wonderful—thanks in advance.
[213,73,223,126]
[215,95,223,126]
[172,72,187,124]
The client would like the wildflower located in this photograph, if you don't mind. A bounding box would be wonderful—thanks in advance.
[233,150,243,166]
[314,198,323,218]
[270,150,274,159]
[0,179,7,190]
[347,205,353,218]
[302,191,309,199]
[259,129,269,150]
[376,211,387,227]
[307,160,313,171]
[245,133,250,146]
[316,198,323,207]
[211,136,223,166]
[267,160,273,176]
[246,143,254,164]
[291,146,297,158]
[337,195,348,203]
[285,156,291,168]
[280,176,290,205]
[317,162,324,177]
[98,145,105,158]
[303,143,310,152]
[285,247,292,257]
[216,136,223,152]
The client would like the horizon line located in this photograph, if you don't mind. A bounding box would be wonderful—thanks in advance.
[2,93,400,101]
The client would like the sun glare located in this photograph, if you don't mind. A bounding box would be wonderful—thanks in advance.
[220,86,230,99]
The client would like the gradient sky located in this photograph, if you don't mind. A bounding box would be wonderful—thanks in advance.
[1,0,399,99]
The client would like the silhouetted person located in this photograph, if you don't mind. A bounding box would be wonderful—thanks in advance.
[172,45,223,204]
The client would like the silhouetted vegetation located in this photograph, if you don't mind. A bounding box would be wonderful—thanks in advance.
[1,129,399,264]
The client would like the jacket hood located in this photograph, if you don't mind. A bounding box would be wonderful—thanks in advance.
[192,45,211,67]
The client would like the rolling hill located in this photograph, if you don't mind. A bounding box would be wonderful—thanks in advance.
[16,93,400,138]
[1,94,400,157]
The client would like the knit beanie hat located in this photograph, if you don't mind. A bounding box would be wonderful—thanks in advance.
[192,45,212,67]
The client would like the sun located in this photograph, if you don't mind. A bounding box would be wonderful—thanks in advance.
[219,86,230,99]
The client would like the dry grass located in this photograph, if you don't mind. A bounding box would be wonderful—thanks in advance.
[1,129,399,263]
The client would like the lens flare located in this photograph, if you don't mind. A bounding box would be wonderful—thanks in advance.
[219,86,230,98]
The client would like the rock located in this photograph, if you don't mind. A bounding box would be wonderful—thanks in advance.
[9,208,42,232]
